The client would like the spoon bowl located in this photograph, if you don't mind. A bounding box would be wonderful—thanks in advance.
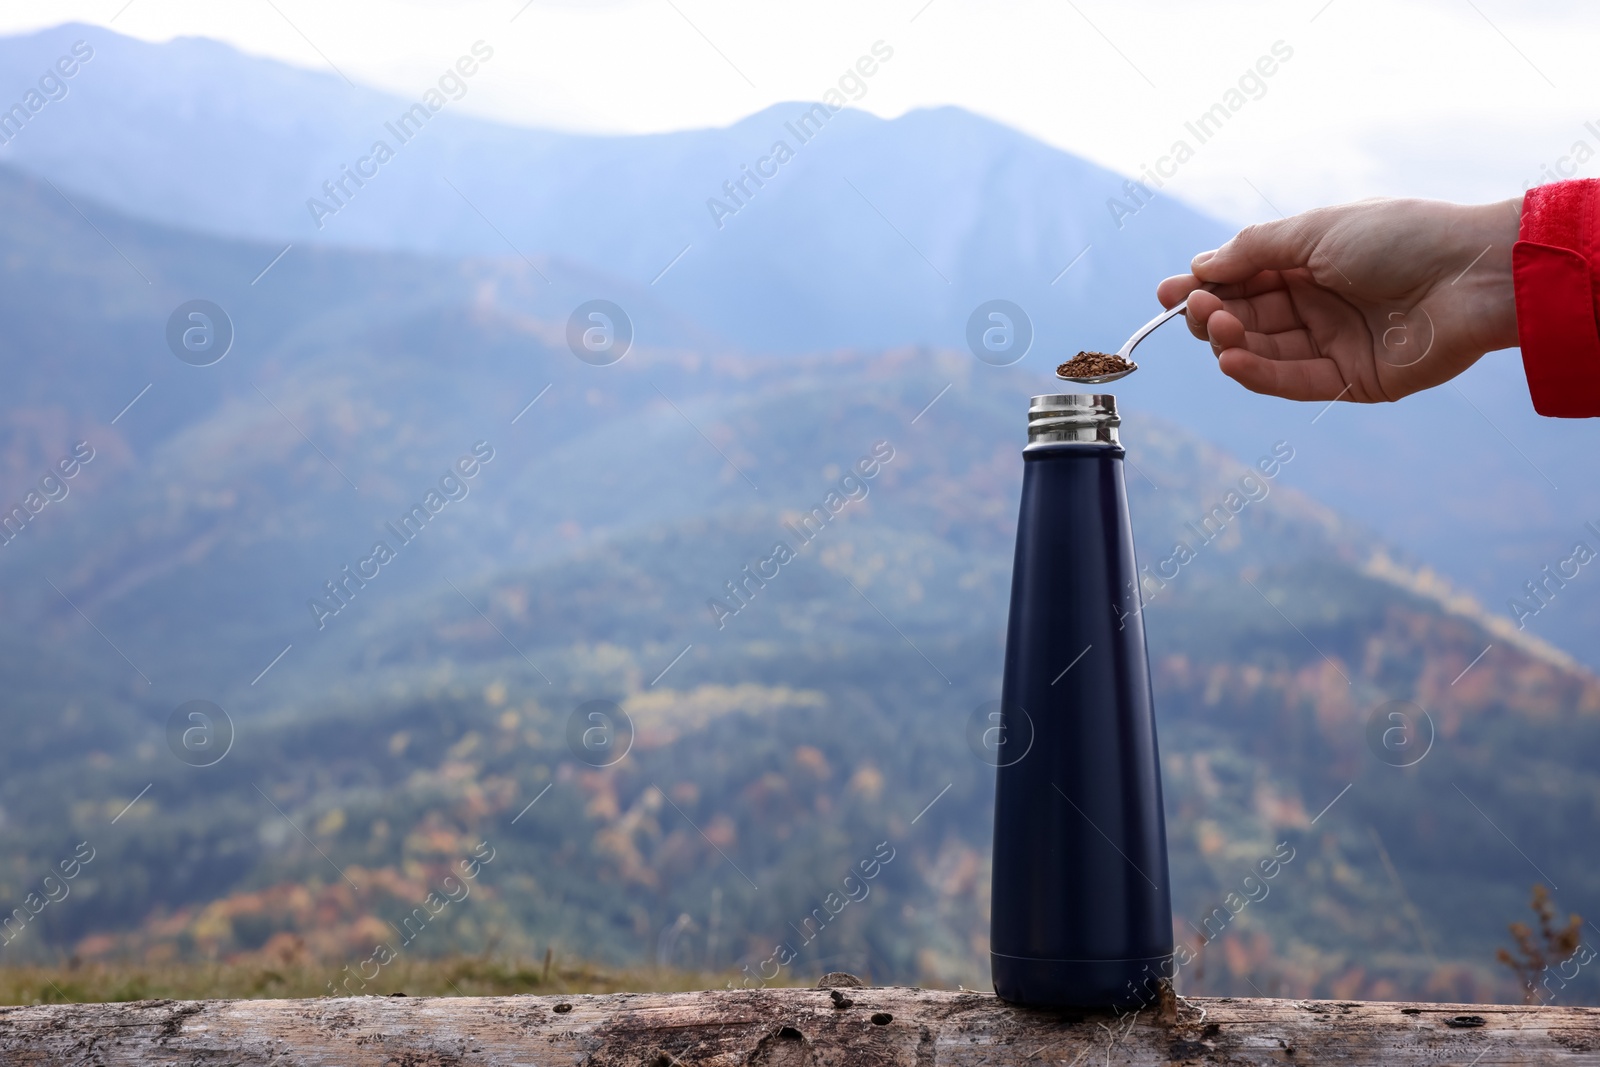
[1060,364,1138,385]
[1056,291,1202,384]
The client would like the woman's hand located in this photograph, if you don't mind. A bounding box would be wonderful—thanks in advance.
[1156,196,1523,402]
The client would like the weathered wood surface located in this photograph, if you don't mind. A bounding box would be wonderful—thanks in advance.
[1,984,1597,1065]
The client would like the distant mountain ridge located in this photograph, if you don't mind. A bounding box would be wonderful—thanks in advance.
[0,22,1218,354]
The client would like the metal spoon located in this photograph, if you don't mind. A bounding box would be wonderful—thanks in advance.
[1056,295,1196,385]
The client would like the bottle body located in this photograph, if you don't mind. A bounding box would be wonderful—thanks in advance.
[989,434,1173,1008]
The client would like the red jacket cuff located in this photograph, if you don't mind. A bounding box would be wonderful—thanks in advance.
[1515,180,1600,417]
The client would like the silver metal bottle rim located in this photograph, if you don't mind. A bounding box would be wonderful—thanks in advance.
[1027,394,1119,445]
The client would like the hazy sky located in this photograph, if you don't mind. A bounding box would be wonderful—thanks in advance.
[2,0,1595,224]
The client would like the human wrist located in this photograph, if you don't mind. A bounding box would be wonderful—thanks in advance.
[1459,196,1522,352]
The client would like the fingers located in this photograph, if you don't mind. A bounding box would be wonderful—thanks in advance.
[1200,308,1325,364]
[1169,284,1308,349]
[1216,347,1348,401]
[1193,213,1327,286]
[1163,239,1358,401]
[1155,273,1197,309]
[1160,276,1235,342]
[1159,271,1300,321]
[1203,305,1247,352]
[1185,289,1226,342]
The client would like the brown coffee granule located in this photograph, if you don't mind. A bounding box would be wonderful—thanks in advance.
[1056,350,1133,378]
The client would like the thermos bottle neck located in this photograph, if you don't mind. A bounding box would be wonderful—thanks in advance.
[1026,393,1120,446]
[1024,395,1126,444]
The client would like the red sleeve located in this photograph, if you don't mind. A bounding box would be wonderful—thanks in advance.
[1514,179,1600,417]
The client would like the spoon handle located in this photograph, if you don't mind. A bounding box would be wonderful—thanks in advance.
[1116,299,1189,361]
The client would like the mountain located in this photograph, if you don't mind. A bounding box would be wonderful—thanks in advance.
[0,161,1597,1004]
[0,23,1217,354]
[1,23,1597,678]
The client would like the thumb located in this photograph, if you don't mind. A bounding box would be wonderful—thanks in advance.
[1192,213,1322,284]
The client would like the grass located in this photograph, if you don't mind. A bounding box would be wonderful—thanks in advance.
[0,952,775,1005]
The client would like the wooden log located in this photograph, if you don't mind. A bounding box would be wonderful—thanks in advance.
[0,983,1596,1065]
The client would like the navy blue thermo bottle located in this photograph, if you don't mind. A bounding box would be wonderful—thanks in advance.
[989,393,1173,1008]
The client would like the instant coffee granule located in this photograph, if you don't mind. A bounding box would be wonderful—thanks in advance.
[1057,350,1134,378]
